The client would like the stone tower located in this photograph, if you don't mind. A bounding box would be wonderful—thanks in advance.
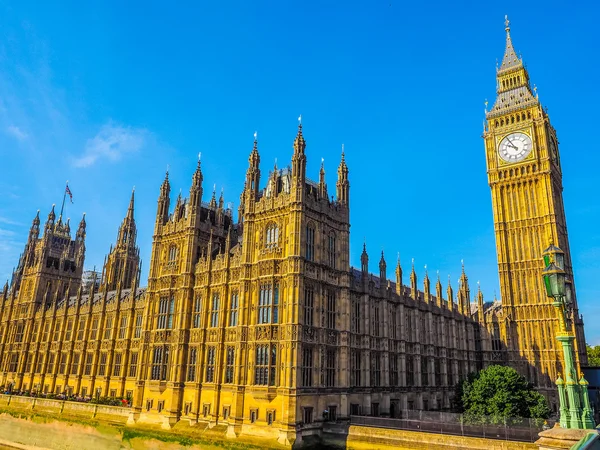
[482,17,587,392]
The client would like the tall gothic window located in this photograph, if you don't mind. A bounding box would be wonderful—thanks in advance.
[134,314,143,338]
[151,346,169,381]
[168,245,177,262]
[370,352,381,387]
[325,349,336,387]
[84,353,93,376]
[90,318,98,340]
[113,353,122,377]
[327,233,336,268]
[193,296,202,328]
[406,355,414,385]
[492,323,502,351]
[205,347,216,382]
[77,318,86,340]
[225,347,235,384]
[118,316,128,339]
[304,286,314,326]
[372,303,380,337]
[210,293,220,327]
[301,347,313,387]
[390,355,398,386]
[71,353,80,375]
[421,356,429,386]
[305,224,315,262]
[104,316,113,339]
[187,347,197,382]
[129,353,138,377]
[229,291,239,327]
[265,223,279,248]
[325,290,336,329]
[98,352,107,376]
[254,344,276,386]
[258,284,279,324]
[157,296,175,329]
[65,320,73,340]
[390,307,397,339]
[352,299,360,334]
[53,320,62,341]
[351,350,361,386]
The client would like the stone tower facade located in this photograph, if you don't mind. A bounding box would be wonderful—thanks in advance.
[482,17,587,392]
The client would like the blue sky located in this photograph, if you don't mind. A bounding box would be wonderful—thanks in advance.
[1,1,599,344]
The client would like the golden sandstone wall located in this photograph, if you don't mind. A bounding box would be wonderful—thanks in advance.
[0,395,539,450]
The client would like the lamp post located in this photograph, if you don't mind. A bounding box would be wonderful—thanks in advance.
[542,243,595,429]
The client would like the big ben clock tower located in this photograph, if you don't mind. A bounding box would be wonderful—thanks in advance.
[483,17,587,390]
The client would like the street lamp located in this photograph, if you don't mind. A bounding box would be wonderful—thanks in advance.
[541,243,595,429]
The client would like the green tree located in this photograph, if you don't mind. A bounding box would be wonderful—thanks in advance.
[586,344,600,366]
[458,365,550,424]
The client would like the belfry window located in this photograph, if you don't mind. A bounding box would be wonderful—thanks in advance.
[301,347,313,387]
[225,347,235,383]
[304,286,314,326]
[187,347,197,382]
[258,284,279,324]
[325,290,336,329]
[265,223,279,248]
[254,344,276,386]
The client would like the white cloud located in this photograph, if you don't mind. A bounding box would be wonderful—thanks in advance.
[72,122,148,168]
[6,125,28,141]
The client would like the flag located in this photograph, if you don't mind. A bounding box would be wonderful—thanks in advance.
[65,184,73,203]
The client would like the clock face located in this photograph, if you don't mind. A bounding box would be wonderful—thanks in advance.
[498,132,533,163]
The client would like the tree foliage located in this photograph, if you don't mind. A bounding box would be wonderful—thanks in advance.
[587,344,600,366]
[456,365,550,424]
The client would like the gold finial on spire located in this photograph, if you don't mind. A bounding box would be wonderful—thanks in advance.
[504,14,510,32]
[484,99,488,113]
[254,131,257,141]
[298,114,302,125]
[198,152,201,161]
[533,84,538,99]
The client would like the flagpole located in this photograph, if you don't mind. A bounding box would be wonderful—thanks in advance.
[60,181,68,220]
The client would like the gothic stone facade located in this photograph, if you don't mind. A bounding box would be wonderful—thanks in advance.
[0,22,585,445]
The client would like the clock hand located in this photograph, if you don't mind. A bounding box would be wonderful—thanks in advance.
[505,137,519,150]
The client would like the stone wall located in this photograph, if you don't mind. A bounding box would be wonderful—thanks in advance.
[325,425,539,450]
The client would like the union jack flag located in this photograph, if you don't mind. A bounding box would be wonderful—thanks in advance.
[65,184,73,203]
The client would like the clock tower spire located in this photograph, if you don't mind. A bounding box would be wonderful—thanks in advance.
[483,17,587,397]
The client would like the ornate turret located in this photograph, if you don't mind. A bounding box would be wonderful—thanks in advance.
[395,253,402,295]
[361,243,369,284]
[458,261,470,315]
[319,158,327,199]
[379,251,386,283]
[423,265,430,304]
[477,282,485,323]
[336,145,349,206]
[447,275,454,312]
[291,118,306,185]
[45,204,56,231]
[435,272,443,308]
[101,192,140,292]
[190,154,203,215]
[246,133,261,200]
[76,213,86,243]
[410,259,417,299]
[156,170,171,227]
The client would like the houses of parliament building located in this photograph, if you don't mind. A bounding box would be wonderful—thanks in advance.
[0,19,589,445]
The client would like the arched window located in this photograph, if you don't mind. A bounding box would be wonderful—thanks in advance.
[265,223,279,248]
[168,245,177,262]
[492,322,502,351]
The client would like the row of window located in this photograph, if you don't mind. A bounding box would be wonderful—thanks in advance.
[2,314,144,345]
[303,287,336,328]
[0,351,139,379]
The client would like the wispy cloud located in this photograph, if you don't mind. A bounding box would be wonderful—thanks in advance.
[6,125,28,141]
[72,122,148,168]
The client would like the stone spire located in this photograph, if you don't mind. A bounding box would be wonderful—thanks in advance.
[435,271,443,308]
[379,251,386,283]
[336,144,349,206]
[395,253,402,295]
[498,15,522,74]
[477,281,485,323]
[410,258,417,300]
[156,169,171,227]
[291,117,306,184]
[423,265,430,304]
